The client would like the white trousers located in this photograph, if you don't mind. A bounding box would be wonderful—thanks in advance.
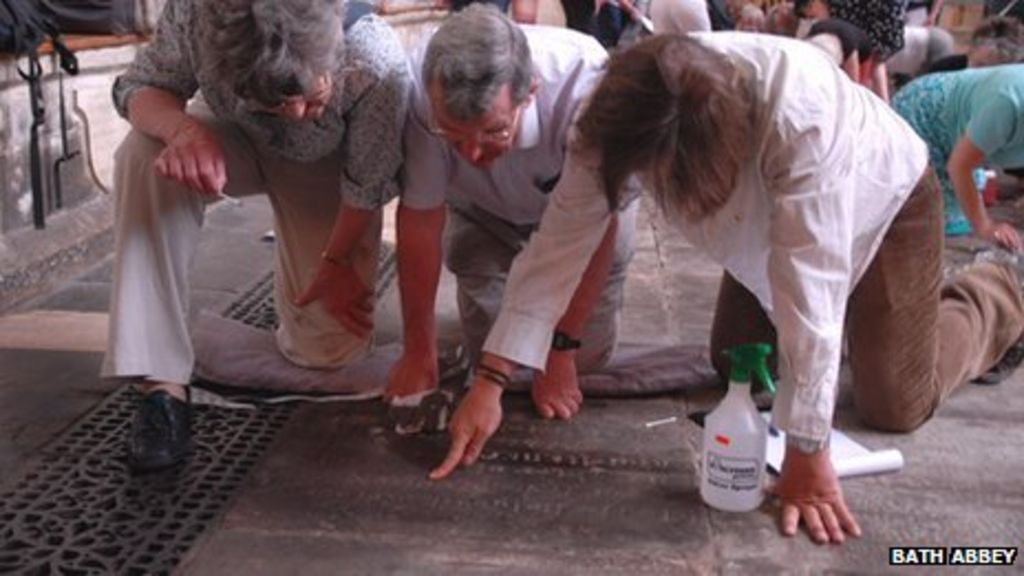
[101,104,381,385]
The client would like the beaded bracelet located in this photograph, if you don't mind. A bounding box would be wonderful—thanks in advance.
[475,363,512,389]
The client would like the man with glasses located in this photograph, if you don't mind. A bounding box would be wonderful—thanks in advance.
[388,4,638,422]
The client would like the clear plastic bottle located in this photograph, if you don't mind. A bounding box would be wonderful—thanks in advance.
[700,343,775,512]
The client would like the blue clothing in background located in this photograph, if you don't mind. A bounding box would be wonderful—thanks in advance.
[893,65,1024,236]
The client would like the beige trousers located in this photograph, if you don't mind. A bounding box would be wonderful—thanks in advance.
[444,200,637,371]
[709,169,1024,432]
[101,105,381,385]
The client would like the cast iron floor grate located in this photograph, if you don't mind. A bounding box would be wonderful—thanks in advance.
[0,243,397,574]
[223,241,397,331]
[0,387,292,575]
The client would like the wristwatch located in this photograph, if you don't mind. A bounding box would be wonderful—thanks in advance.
[786,434,829,455]
[551,330,582,351]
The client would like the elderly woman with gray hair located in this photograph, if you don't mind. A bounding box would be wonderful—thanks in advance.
[103,0,409,471]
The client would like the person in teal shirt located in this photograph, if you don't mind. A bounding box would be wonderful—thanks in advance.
[893,64,1024,251]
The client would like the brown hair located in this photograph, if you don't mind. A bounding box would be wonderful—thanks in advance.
[576,35,753,220]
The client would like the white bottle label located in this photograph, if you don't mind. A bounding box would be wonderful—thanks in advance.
[705,451,760,492]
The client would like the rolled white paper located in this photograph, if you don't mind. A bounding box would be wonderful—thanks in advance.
[832,449,904,478]
[761,412,904,478]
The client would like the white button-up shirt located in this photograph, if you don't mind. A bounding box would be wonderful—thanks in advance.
[485,33,929,442]
[401,25,608,225]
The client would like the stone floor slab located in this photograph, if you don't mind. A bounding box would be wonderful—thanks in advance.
[185,396,717,574]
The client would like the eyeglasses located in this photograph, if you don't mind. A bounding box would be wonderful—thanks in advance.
[428,102,524,146]
[244,74,332,117]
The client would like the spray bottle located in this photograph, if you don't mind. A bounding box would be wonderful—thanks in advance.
[700,343,776,512]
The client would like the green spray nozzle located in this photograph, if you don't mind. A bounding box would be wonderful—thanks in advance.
[724,343,776,395]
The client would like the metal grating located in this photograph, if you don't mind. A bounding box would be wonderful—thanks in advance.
[223,241,397,331]
[0,387,292,575]
[221,271,278,331]
[0,243,397,574]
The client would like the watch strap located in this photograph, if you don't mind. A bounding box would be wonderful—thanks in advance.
[551,330,582,351]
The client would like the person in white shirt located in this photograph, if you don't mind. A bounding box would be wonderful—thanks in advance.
[387,4,638,421]
[431,33,1024,545]
[648,0,710,35]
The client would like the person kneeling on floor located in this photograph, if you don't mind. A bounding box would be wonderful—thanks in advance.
[430,33,1024,546]
[103,0,409,472]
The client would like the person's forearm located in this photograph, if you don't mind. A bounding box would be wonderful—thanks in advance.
[842,53,860,81]
[928,0,943,25]
[555,215,618,337]
[948,161,990,233]
[397,204,445,354]
[946,135,994,236]
[125,87,192,144]
[323,204,378,266]
[872,62,890,103]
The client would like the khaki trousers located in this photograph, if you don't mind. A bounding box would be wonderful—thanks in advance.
[444,200,637,371]
[101,106,381,385]
[709,170,1024,432]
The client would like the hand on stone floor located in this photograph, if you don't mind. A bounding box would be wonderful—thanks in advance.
[385,349,438,401]
[430,377,503,480]
[978,221,1023,253]
[154,117,227,197]
[771,447,861,545]
[294,259,373,338]
[532,350,582,420]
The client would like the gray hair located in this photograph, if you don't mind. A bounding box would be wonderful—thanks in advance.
[422,3,533,121]
[970,16,1024,66]
[737,4,765,31]
[202,0,347,106]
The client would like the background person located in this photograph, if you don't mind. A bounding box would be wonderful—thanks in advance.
[805,17,874,81]
[893,64,1024,250]
[649,0,712,34]
[927,15,1024,73]
[794,0,907,100]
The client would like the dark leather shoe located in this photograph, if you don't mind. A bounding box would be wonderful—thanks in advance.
[128,390,192,472]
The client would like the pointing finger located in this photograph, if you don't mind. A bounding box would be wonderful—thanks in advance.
[462,430,490,466]
[430,430,470,480]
